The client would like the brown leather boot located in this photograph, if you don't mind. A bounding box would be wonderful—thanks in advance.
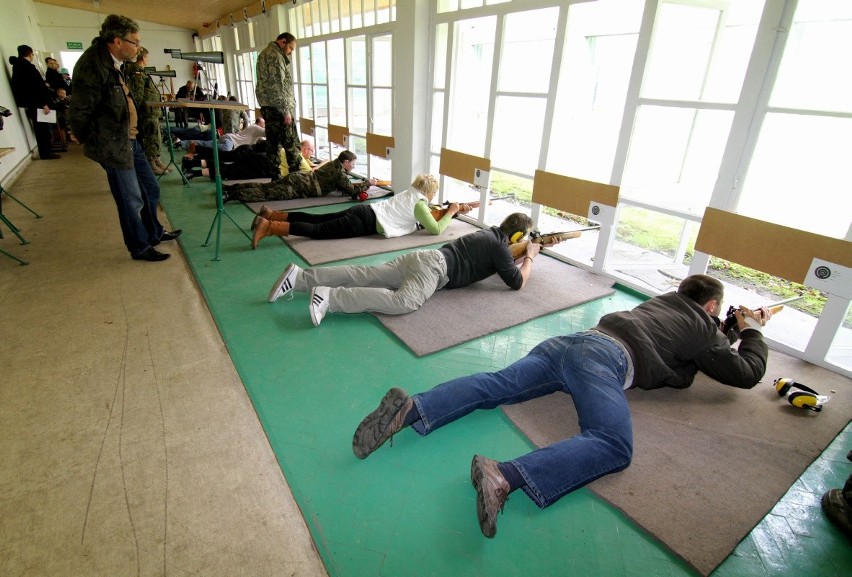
[251,206,289,230]
[149,159,167,175]
[251,218,290,249]
[154,157,174,173]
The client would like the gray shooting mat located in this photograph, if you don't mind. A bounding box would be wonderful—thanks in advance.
[373,257,615,356]
[245,186,393,213]
[502,348,852,576]
[282,218,481,266]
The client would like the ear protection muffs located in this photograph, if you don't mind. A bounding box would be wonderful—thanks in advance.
[510,230,525,244]
[773,378,828,412]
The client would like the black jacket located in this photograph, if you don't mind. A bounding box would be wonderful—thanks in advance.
[439,227,523,290]
[595,292,768,390]
[10,57,52,110]
[69,38,136,169]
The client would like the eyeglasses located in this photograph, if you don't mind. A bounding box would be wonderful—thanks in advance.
[122,38,140,47]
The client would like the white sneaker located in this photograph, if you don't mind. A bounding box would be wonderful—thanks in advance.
[310,286,330,326]
[268,263,302,303]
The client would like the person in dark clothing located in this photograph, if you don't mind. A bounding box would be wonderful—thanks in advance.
[266,213,539,326]
[350,274,772,538]
[174,80,202,127]
[69,13,181,262]
[9,45,58,160]
[222,150,375,205]
[45,57,70,94]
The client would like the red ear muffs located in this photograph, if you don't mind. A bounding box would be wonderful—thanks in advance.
[773,378,824,412]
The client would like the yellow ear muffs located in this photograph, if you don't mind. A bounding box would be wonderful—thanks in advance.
[773,378,826,412]
[788,391,820,411]
[510,231,524,243]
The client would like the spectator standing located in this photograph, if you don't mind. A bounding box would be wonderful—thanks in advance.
[9,45,58,160]
[69,13,181,262]
[125,46,171,175]
[256,32,301,180]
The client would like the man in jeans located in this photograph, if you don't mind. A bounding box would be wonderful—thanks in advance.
[69,14,181,261]
[352,274,772,538]
[256,32,300,180]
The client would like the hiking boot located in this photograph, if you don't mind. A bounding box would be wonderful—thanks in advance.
[471,455,510,538]
[269,263,302,303]
[352,387,413,459]
[822,488,852,539]
[309,286,330,326]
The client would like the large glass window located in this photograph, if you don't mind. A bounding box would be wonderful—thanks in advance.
[547,1,642,183]
[234,51,258,113]
[737,2,852,238]
[292,0,397,39]
[446,16,496,156]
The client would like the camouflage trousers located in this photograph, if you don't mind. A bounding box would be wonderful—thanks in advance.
[140,116,163,161]
[260,106,301,180]
[227,171,322,203]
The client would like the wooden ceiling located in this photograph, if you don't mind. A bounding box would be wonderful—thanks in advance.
[36,0,278,34]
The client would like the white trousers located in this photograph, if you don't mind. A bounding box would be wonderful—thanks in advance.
[296,250,449,315]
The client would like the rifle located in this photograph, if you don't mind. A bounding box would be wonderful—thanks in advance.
[509,226,600,260]
[720,295,803,339]
[429,200,486,221]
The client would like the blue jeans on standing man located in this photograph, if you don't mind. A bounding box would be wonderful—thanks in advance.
[411,332,634,508]
[103,139,164,258]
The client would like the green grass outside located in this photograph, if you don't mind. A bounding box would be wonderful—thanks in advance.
[489,171,847,323]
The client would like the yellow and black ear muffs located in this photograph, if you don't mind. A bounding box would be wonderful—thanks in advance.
[510,230,525,244]
[773,378,826,412]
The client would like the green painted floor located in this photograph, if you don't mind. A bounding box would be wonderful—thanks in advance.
[159,172,851,577]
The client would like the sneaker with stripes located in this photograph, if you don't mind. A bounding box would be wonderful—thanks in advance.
[310,286,330,326]
[268,263,302,303]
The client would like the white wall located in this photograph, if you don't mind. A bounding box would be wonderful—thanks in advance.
[0,0,48,176]
[0,1,198,183]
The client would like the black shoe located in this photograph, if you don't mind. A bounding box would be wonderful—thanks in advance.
[160,229,182,242]
[221,187,238,203]
[132,247,170,262]
[41,153,61,160]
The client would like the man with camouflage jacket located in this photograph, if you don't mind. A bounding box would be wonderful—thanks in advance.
[256,32,300,181]
[125,46,170,175]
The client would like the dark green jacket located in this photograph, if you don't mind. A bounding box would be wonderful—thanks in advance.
[69,38,136,169]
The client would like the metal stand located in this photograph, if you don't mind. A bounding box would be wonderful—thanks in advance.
[179,100,251,261]
[158,104,189,185]
[0,149,37,264]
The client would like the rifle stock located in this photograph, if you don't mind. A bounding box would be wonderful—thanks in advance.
[509,228,596,260]
[429,200,483,221]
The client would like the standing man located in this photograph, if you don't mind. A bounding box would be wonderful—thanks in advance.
[45,57,70,94]
[69,14,181,262]
[9,45,57,160]
[256,32,301,181]
[351,274,772,538]
[124,46,171,175]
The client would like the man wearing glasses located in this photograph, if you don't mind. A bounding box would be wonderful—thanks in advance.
[70,14,181,262]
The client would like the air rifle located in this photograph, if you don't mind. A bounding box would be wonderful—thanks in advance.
[510,226,600,260]
[720,295,803,339]
[429,200,487,221]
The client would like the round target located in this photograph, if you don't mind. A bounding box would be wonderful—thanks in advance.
[814,266,831,280]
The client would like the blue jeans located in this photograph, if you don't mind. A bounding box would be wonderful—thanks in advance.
[103,139,164,258]
[411,332,633,508]
[183,138,234,152]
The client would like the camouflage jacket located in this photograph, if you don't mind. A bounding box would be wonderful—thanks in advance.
[315,160,369,196]
[123,62,160,121]
[255,41,295,116]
